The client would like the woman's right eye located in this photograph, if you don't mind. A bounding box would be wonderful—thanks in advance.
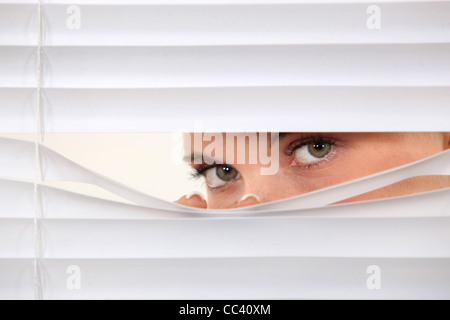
[204,165,241,188]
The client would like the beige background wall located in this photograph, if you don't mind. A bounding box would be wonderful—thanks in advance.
[0,133,206,204]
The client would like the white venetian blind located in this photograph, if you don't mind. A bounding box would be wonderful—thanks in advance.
[0,0,449,299]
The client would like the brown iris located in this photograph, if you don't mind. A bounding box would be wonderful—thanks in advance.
[216,166,239,181]
[308,142,332,158]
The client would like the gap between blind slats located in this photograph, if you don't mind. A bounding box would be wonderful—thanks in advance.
[0,138,448,211]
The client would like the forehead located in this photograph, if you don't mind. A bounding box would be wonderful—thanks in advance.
[183,132,274,151]
[182,133,283,165]
[183,132,249,147]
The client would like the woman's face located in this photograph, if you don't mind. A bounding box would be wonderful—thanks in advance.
[182,132,450,209]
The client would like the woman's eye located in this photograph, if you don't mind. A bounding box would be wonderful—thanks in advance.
[205,165,241,188]
[294,142,332,164]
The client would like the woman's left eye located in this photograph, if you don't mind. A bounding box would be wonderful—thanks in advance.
[294,142,333,164]
[204,165,241,188]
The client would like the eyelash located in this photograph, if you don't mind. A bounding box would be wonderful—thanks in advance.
[190,163,236,180]
[190,135,338,179]
[190,164,240,192]
[285,135,337,169]
[285,136,336,157]
[190,164,213,179]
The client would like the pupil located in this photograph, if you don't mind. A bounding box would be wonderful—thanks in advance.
[314,144,324,150]
[217,166,237,181]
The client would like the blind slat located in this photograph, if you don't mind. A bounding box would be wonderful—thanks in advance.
[2,87,450,132]
[42,3,450,46]
[0,46,36,88]
[4,2,450,46]
[41,45,450,88]
[3,44,449,88]
[0,259,34,300]
[37,0,450,5]
[38,216,450,259]
[0,178,449,219]
[2,87,448,132]
[2,257,450,299]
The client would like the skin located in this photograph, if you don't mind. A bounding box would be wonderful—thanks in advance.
[176,132,450,209]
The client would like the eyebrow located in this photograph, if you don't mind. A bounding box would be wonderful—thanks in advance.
[272,132,288,145]
[184,132,290,165]
[183,153,217,165]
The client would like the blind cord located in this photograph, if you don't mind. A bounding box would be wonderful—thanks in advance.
[33,0,44,301]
